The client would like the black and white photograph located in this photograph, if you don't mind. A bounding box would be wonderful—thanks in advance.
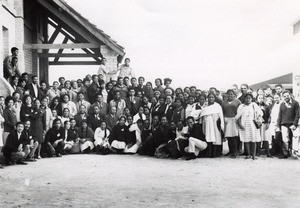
[0,0,300,207]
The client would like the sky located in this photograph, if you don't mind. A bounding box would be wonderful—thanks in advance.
[49,0,300,90]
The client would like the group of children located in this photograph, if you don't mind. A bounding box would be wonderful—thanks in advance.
[1,47,300,169]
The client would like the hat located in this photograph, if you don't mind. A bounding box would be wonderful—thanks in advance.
[164,78,172,84]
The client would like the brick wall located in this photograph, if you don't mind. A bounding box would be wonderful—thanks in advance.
[100,45,118,71]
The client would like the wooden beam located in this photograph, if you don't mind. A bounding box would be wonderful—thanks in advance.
[52,0,125,56]
[49,61,100,66]
[53,37,69,63]
[48,19,103,62]
[23,43,100,50]
[48,25,61,44]
[38,53,102,58]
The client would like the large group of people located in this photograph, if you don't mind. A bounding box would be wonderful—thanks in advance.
[1,47,300,169]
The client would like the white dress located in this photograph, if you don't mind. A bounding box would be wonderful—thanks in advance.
[94,128,110,146]
[235,103,262,143]
[200,103,224,145]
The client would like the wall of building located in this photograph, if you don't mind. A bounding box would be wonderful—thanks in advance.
[0,0,22,96]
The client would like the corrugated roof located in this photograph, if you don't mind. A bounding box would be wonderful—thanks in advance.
[250,73,293,90]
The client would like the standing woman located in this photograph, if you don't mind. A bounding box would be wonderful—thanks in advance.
[20,95,35,123]
[3,96,17,145]
[32,99,46,159]
[172,98,185,124]
[200,93,224,158]
[153,78,165,95]
[222,89,241,158]
[256,94,272,157]
[41,97,53,132]
[39,81,48,99]
[50,97,62,116]
[69,81,79,102]
[61,94,77,117]
[235,93,263,160]
[60,108,71,127]
[144,82,154,99]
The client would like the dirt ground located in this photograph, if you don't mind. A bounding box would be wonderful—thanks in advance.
[0,153,300,208]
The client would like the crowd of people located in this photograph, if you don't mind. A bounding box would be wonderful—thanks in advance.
[1,47,300,169]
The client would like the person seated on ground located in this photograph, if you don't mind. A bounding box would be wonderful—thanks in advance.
[2,122,28,165]
[109,116,129,154]
[124,119,143,154]
[23,120,38,161]
[105,106,119,131]
[74,105,87,128]
[62,120,77,154]
[75,91,90,114]
[44,119,65,157]
[87,105,105,132]
[133,106,146,124]
[154,115,171,158]
[94,121,111,155]
[68,118,80,154]
[77,120,94,154]
[184,116,207,160]
[167,120,189,159]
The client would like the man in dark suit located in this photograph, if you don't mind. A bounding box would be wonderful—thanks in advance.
[87,75,101,104]
[125,88,141,115]
[25,75,41,100]
[184,116,207,160]
[164,95,174,122]
[105,106,119,131]
[87,105,105,131]
[2,122,28,165]
[89,93,108,116]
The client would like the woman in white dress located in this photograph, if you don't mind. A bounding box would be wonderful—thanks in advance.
[235,93,263,160]
[200,93,224,158]
[94,121,110,154]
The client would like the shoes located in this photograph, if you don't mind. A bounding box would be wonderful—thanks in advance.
[267,154,273,158]
[37,156,42,159]
[245,156,251,159]
[56,153,62,157]
[185,153,196,160]
[16,160,28,165]
[0,164,4,169]
[252,157,257,160]
[279,155,288,159]
[25,157,36,162]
